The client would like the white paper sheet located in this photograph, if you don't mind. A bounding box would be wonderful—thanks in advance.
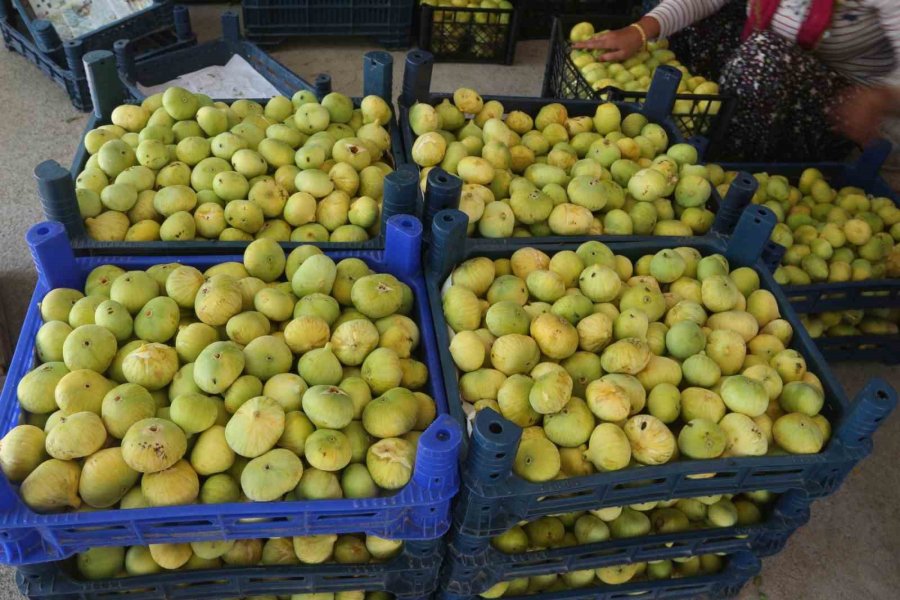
[28,0,152,41]
[136,55,283,99]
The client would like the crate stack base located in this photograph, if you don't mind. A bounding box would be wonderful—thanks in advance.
[436,550,762,600]
[737,140,900,364]
[16,539,443,600]
[0,0,195,111]
[242,0,415,49]
[541,14,734,154]
[35,42,412,256]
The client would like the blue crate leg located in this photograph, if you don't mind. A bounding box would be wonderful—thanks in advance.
[26,222,80,290]
[427,209,469,283]
[847,138,892,188]
[84,50,124,121]
[382,165,419,227]
[222,10,240,43]
[423,168,462,235]
[63,40,85,78]
[315,74,333,100]
[364,50,393,100]
[113,39,137,85]
[760,240,786,273]
[713,170,758,235]
[642,65,681,122]
[834,378,897,453]
[31,19,61,54]
[33,160,85,240]
[723,205,776,268]
[383,215,424,278]
[173,4,193,40]
[402,50,434,106]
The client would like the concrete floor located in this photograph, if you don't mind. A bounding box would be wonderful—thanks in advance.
[0,4,898,599]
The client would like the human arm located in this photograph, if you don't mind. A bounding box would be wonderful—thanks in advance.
[572,0,730,60]
[832,1,900,144]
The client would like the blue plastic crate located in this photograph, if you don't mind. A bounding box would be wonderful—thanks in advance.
[439,489,808,596]
[34,43,413,256]
[15,539,442,600]
[397,50,755,248]
[0,2,195,111]
[11,0,176,53]
[423,207,896,537]
[0,217,463,566]
[435,550,761,600]
[115,11,316,101]
[242,0,414,48]
[724,141,900,364]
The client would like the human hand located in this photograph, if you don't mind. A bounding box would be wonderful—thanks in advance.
[832,86,898,146]
[572,26,645,62]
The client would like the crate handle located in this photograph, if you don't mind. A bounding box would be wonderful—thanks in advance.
[83,50,125,121]
[383,215,423,278]
[713,170,758,235]
[401,50,434,107]
[423,167,462,235]
[835,377,897,452]
[724,205,776,268]
[33,160,85,240]
[427,209,469,283]
[466,408,522,490]
[848,139,892,187]
[641,65,681,122]
[382,165,419,232]
[26,222,80,290]
[363,51,393,101]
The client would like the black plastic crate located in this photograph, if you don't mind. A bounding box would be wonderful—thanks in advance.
[0,1,195,111]
[242,0,415,49]
[418,4,519,65]
[541,14,735,156]
[519,1,637,40]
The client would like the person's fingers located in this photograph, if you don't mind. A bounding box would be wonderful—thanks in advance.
[600,49,630,62]
[573,33,614,50]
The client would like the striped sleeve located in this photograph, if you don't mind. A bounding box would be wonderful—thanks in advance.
[869,0,900,84]
[646,0,733,39]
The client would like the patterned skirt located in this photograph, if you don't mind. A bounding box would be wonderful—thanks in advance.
[665,0,855,162]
